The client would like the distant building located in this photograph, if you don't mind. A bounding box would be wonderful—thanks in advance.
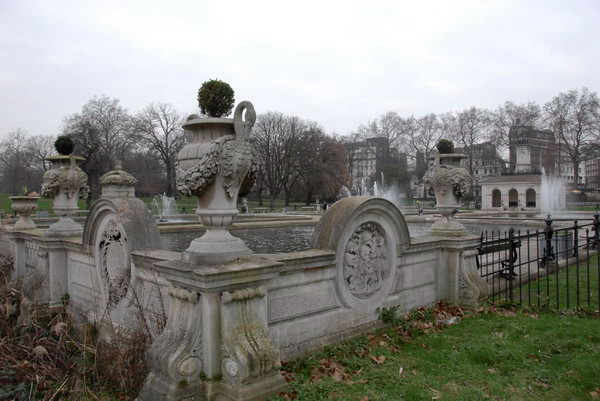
[456,142,505,201]
[585,157,600,189]
[345,137,390,192]
[509,125,556,174]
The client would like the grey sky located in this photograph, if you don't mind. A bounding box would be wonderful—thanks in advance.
[1,0,599,139]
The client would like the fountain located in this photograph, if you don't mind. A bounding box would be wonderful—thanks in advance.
[373,172,403,209]
[151,193,178,222]
[540,168,565,216]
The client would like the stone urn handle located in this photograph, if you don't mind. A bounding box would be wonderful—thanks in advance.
[233,101,256,140]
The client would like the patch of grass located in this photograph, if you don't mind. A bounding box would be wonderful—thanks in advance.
[493,254,600,311]
[272,306,600,401]
[0,194,86,215]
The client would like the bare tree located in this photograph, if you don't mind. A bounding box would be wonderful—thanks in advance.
[62,95,137,200]
[135,103,185,196]
[356,111,403,150]
[491,101,541,157]
[0,129,37,194]
[26,134,55,172]
[544,88,600,185]
[452,107,492,180]
[252,112,300,208]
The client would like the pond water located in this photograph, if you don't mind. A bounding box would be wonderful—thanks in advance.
[161,223,541,254]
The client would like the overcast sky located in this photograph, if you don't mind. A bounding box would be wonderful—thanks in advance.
[1,0,599,139]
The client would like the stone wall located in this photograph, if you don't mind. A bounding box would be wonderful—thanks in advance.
[2,196,487,401]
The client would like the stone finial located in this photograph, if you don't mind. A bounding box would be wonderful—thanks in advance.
[100,162,137,199]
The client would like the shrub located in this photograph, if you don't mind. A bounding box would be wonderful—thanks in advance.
[197,79,235,118]
[54,136,75,155]
[436,139,455,154]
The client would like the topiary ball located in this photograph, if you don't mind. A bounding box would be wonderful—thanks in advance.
[197,79,235,118]
[55,136,75,155]
[436,139,455,154]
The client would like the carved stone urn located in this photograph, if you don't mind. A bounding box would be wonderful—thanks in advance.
[176,101,257,264]
[425,153,471,236]
[41,155,90,237]
[10,195,40,230]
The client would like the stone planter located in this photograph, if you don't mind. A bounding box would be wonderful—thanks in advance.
[41,155,89,237]
[176,101,257,264]
[425,153,471,236]
[10,196,39,230]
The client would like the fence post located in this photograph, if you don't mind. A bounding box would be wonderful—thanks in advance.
[544,214,555,266]
[508,227,516,303]
[593,209,600,249]
[573,220,579,258]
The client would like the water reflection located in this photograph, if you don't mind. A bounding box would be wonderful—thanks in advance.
[161,224,537,254]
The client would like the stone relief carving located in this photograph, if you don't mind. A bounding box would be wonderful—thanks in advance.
[41,165,90,200]
[343,223,388,299]
[220,286,281,384]
[22,242,49,299]
[98,219,130,309]
[458,249,489,308]
[138,287,204,401]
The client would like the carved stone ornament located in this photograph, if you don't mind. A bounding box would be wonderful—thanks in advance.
[98,219,130,309]
[425,164,471,198]
[21,242,49,300]
[176,101,257,199]
[99,160,137,187]
[137,287,203,401]
[343,223,388,299]
[458,249,489,308]
[220,286,281,385]
[41,162,90,200]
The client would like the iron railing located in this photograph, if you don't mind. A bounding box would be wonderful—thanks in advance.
[476,212,600,310]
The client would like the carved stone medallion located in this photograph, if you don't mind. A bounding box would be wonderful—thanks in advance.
[98,219,130,309]
[343,223,388,299]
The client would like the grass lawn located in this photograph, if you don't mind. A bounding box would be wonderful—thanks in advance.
[485,253,600,311]
[272,308,600,401]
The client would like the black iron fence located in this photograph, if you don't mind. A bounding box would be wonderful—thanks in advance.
[476,212,600,310]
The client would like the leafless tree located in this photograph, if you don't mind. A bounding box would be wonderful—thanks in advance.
[134,103,185,196]
[252,112,302,208]
[26,134,55,172]
[490,101,541,157]
[62,95,137,201]
[452,107,492,181]
[0,129,37,194]
[544,88,600,185]
[356,111,404,150]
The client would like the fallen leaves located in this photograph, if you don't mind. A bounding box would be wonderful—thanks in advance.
[590,388,600,398]
[310,358,352,384]
[369,355,386,365]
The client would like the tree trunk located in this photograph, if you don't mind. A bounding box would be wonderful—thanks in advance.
[284,189,290,206]
[305,190,312,206]
[257,188,263,206]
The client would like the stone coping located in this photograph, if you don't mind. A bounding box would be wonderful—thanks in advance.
[46,155,85,161]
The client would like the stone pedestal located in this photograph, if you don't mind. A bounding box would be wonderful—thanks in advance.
[136,256,286,401]
[10,233,69,321]
[442,236,490,308]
